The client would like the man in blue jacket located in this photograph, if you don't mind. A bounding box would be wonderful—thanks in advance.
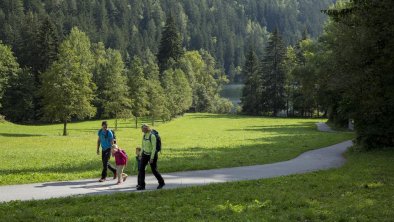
[97,121,117,182]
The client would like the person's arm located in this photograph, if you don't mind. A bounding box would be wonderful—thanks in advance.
[97,134,101,155]
[150,134,157,161]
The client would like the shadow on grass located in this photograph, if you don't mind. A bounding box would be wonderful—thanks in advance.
[226,125,314,133]
[189,114,256,120]
[0,133,45,137]
[189,114,326,121]
[0,161,101,175]
[223,122,322,138]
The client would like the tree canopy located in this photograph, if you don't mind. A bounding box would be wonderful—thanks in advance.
[0,0,334,80]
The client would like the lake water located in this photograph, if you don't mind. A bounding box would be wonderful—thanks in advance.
[220,84,244,105]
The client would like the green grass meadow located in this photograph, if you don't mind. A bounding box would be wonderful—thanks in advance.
[0,113,353,185]
[1,147,392,221]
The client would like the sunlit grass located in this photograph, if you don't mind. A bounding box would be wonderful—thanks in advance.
[0,113,354,185]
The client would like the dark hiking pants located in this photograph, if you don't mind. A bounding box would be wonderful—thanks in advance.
[101,148,116,179]
[137,153,164,187]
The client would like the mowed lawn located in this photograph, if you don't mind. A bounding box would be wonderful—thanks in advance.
[0,148,392,221]
[0,113,353,185]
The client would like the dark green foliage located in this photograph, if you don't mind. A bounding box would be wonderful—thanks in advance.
[91,42,107,118]
[128,57,149,128]
[242,31,288,116]
[0,42,20,106]
[1,69,36,122]
[241,49,260,115]
[267,0,394,149]
[289,38,320,118]
[260,30,287,116]
[157,15,184,74]
[35,17,59,74]
[0,0,334,79]
[14,12,40,73]
[33,17,60,119]
[319,0,394,149]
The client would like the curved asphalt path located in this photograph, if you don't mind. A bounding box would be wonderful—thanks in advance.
[0,123,353,202]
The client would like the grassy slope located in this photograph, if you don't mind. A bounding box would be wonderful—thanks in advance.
[0,113,353,185]
[0,149,392,221]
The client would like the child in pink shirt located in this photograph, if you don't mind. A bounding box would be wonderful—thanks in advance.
[111,144,128,185]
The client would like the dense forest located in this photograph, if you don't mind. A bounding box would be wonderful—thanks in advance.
[0,0,334,81]
[2,0,392,150]
[0,15,232,133]
[241,0,394,149]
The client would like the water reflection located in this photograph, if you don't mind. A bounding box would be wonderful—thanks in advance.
[220,84,244,105]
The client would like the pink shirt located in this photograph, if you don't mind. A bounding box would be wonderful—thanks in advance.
[114,150,128,165]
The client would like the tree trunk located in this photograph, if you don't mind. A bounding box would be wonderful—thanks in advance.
[286,99,289,117]
[323,109,328,118]
[63,120,67,136]
[135,116,138,129]
[292,85,295,117]
[151,116,155,127]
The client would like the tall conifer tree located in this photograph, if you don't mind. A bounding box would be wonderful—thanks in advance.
[157,15,184,74]
[260,29,287,116]
[128,57,149,128]
[241,49,260,115]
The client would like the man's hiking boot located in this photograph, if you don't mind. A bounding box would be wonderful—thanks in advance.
[136,185,145,191]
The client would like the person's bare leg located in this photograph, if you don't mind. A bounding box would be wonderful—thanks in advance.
[116,165,124,184]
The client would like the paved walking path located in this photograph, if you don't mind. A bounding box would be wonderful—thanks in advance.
[316,122,334,132]
[0,123,352,203]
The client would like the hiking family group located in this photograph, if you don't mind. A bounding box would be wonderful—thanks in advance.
[97,121,165,190]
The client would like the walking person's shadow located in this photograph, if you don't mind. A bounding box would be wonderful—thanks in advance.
[35,180,99,188]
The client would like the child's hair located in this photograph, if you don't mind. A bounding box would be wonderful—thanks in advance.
[135,147,142,156]
[111,144,121,152]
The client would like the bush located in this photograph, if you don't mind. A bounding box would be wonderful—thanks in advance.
[212,97,234,114]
